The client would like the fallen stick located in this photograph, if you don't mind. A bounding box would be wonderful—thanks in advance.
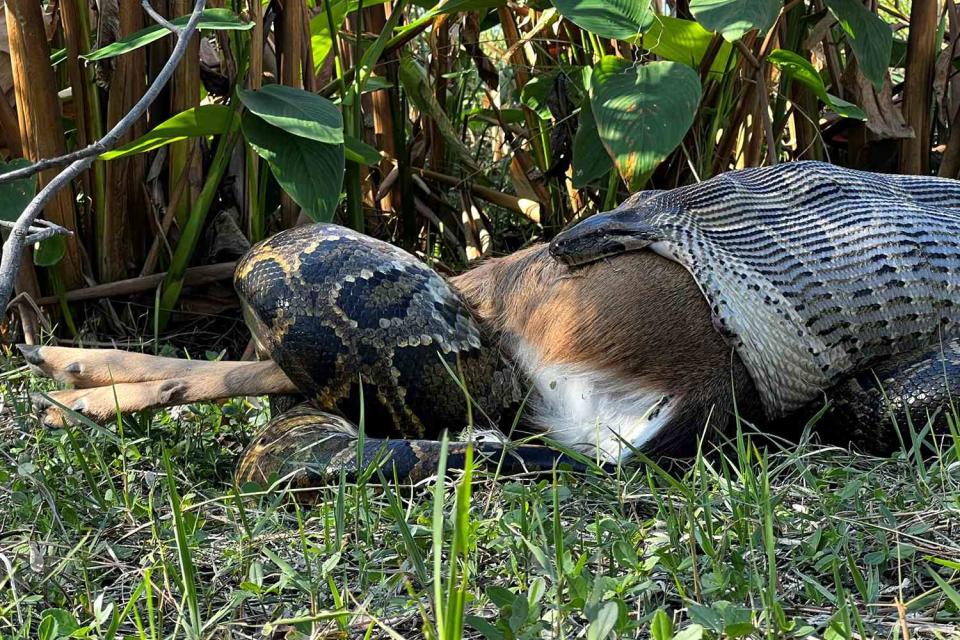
[35,261,236,306]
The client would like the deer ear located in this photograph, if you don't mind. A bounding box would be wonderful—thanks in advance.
[549,208,662,267]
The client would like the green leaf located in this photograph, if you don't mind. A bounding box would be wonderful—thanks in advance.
[50,48,66,67]
[639,17,734,74]
[586,601,619,640]
[724,622,758,638]
[101,105,238,160]
[309,0,392,70]
[34,235,66,268]
[241,111,345,222]
[521,74,557,120]
[672,624,705,640]
[551,0,654,41]
[825,0,893,90]
[925,556,960,571]
[345,135,382,165]
[309,2,349,71]
[590,58,701,189]
[927,567,960,611]
[650,609,673,640]
[0,159,36,224]
[39,609,79,640]
[37,615,57,640]
[466,615,506,640]
[767,49,866,120]
[486,586,517,609]
[689,0,779,41]
[572,100,613,188]
[238,85,344,144]
[84,9,253,62]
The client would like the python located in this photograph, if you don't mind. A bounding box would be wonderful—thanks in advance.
[20,162,960,495]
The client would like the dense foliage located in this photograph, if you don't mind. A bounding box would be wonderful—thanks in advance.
[0,0,947,341]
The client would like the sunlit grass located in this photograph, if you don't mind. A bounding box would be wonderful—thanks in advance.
[2,351,960,639]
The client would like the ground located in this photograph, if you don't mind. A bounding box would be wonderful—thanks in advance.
[1,349,960,640]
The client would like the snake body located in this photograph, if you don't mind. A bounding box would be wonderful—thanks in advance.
[233,224,584,488]
[234,163,960,492]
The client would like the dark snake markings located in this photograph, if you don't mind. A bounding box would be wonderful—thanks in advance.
[234,162,960,491]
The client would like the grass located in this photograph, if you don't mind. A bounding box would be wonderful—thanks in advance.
[2,351,960,639]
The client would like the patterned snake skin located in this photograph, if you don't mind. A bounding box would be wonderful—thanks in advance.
[551,161,960,420]
[233,224,586,490]
[235,163,960,492]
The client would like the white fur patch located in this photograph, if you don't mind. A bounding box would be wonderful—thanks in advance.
[511,340,678,462]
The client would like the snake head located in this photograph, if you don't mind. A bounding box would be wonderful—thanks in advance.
[549,209,662,267]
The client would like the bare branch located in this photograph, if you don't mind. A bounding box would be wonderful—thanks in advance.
[0,0,208,317]
[0,0,203,186]
[141,0,182,34]
[0,218,74,245]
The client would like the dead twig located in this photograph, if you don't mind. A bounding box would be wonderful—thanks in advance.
[34,262,237,307]
[0,0,209,318]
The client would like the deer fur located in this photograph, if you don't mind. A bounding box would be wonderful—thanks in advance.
[23,245,758,459]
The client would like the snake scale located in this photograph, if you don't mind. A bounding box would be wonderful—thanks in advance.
[234,162,960,493]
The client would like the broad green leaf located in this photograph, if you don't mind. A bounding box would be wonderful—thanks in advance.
[85,9,253,62]
[310,13,347,73]
[572,100,613,188]
[238,85,344,144]
[673,624,705,640]
[590,58,701,189]
[34,235,66,267]
[309,9,348,72]
[723,622,757,638]
[37,615,57,640]
[638,16,734,74]
[767,49,866,120]
[241,111,345,222]
[308,0,389,70]
[465,615,506,640]
[486,586,516,609]
[650,609,673,640]
[101,105,238,160]
[689,0,779,41]
[825,0,893,89]
[345,135,382,165]
[521,74,557,120]
[586,601,619,640]
[0,159,36,224]
[39,610,79,639]
[551,0,654,41]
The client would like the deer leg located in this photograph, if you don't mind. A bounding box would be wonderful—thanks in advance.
[20,348,298,426]
[17,344,282,388]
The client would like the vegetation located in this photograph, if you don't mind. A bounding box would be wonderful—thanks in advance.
[1,0,960,638]
[2,369,960,638]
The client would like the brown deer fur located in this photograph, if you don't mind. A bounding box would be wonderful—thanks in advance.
[453,245,761,455]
